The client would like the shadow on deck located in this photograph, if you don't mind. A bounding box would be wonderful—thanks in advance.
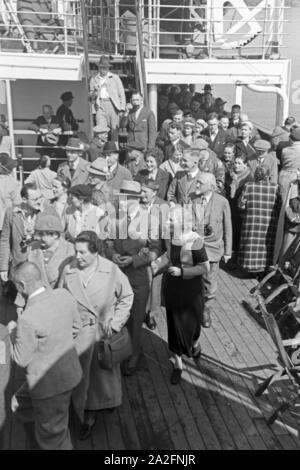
[1,266,300,450]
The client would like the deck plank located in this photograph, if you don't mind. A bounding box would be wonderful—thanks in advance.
[2,268,300,451]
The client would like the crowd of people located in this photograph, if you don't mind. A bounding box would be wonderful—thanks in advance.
[1,54,300,450]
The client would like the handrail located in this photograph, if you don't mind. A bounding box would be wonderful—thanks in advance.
[135,0,148,105]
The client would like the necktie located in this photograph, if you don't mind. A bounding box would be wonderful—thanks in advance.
[69,165,75,179]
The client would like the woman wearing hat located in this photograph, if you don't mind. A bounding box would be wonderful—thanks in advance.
[25,155,57,200]
[181,117,196,147]
[65,185,106,243]
[135,148,171,200]
[0,153,21,232]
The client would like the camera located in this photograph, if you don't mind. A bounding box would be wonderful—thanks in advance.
[20,236,36,251]
[204,224,213,238]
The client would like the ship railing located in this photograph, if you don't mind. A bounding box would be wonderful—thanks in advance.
[86,0,289,60]
[0,0,84,54]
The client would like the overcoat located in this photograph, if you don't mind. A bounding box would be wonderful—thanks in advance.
[59,256,133,420]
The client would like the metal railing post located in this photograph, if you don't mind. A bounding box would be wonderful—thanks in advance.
[5,79,16,161]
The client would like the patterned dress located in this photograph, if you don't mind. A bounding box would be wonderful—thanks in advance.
[238,181,279,272]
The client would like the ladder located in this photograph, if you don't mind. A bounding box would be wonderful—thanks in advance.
[2,0,34,52]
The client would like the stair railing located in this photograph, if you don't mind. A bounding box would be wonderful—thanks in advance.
[135,0,148,106]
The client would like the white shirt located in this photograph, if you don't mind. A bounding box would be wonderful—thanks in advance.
[69,158,79,171]
[187,168,199,179]
[28,286,46,300]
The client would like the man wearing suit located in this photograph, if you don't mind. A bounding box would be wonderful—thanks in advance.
[57,138,89,187]
[192,172,232,327]
[103,141,132,193]
[106,181,161,375]
[56,91,79,147]
[121,90,157,150]
[248,140,278,184]
[89,55,126,132]
[8,262,82,450]
[140,179,169,330]
[201,112,228,159]
[167,148,201,205]
[0,182,56,282]
[28,104,61,157]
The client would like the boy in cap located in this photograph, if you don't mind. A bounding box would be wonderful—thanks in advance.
[89,55,126,132]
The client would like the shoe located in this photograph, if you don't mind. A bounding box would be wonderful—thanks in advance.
[144,312,157,330]
[170,367,182,385]
[79,416,96,440]
[201,308,212,328]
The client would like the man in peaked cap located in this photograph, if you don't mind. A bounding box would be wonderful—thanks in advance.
[89,124,110,162]
[56,91,79,146]
[124,141,147,177]
[102,141,132,193]
[24,213,75,289]
[248,139,278,184]
[89,55,126,133]
[57,138,90,187]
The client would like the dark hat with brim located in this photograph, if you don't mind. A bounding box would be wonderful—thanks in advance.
[60,91,74,101]
[102,141,119,155]
[215,97,227,105]
[64,138,86,152]
[116,180,142,197]
[0,152,17,173]
[68,184,93,199]
[141,179,159,191]
[99,55,112,68]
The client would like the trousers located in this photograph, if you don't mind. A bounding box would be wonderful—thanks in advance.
[202,261,220,309]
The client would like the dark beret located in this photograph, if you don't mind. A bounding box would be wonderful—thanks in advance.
[68,184,92,199]
[60,91,74,101]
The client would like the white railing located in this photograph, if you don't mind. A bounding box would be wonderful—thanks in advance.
[0,0,84,54]
[86,0,288,60]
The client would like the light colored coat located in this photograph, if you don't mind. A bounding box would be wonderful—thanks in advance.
[193,192,232,262]
[0,174,21,230]
[59,256,133,420]
[90,72,126,112]
[57,157,89,187]
[10,288,82,400]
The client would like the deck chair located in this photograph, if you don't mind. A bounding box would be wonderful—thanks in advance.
[254,294,300,425]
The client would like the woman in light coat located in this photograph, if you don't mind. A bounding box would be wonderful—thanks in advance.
[59,230,133,440]
[25,155,57,200]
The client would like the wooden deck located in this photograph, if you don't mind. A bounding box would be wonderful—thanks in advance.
[1,265,300,450]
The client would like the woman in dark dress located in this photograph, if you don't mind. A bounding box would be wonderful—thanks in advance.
[153,205,209,385]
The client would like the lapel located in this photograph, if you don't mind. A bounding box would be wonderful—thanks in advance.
[65,267,98,316]
[178,170,200,197]
[73,158,84,181]
[28,248,50,286]
[12,210,26,238]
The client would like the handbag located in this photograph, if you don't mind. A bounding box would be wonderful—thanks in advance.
[97,326,132,370]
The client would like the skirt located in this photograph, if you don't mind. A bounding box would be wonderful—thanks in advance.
[164,274,204,357]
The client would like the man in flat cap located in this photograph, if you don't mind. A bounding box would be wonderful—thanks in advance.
[89,125,110,162]
[57,138,89,187]
[26,214,74,289]
[56,91,79,146]
[248,140,278,184]
[124,141,147,177]
[89,55,126,133]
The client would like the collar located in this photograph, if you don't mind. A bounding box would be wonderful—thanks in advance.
[69,158,79,170]
[108,162,118,174]
[28,286,46,300]
[66,255,111,274]
[187,168,199,179]
[201,191,213,204]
